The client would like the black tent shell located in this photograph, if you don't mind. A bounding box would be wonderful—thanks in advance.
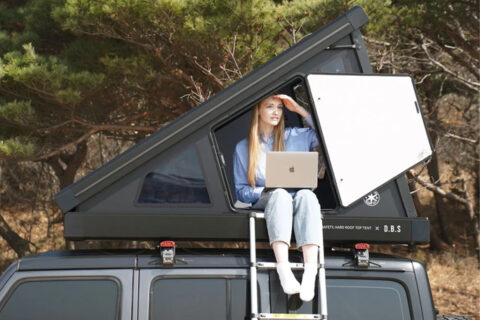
[56,6,430,245]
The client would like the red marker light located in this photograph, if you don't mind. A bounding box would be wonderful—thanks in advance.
[355,243,370,250]
[160,241,176,248]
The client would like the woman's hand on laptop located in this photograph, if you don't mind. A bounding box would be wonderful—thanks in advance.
[275,94,309,118]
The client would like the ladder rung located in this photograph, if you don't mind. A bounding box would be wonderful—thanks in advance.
[250,212,265,219]
[256,262,305,270]
[258,313,321,319]
[256,262,324,270]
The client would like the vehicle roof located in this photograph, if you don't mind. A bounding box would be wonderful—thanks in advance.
[6,249,415,272]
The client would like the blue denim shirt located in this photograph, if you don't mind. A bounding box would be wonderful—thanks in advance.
[233,115,319,204]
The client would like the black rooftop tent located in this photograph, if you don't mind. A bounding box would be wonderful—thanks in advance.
[56,6,431,245]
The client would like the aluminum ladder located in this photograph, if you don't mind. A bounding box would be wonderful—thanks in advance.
[249,212,328,320]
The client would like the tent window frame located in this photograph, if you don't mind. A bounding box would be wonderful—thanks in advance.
[211,76,339,212]
[134,142,213,208]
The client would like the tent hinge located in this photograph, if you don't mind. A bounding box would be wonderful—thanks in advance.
[326,44,357,50]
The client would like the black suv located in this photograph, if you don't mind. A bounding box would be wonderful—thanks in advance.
[0,248,445,320]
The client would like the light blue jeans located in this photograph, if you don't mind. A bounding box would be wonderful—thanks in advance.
[253,188,322,249]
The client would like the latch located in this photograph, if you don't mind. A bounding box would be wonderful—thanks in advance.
[354,243,370,268]
[159,240,176,265]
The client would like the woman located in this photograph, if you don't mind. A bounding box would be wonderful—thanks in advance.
[233,94,322,301]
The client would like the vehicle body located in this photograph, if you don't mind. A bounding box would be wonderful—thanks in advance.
[0,249,436,320]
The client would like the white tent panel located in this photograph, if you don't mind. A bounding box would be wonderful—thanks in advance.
[307,74,432,207]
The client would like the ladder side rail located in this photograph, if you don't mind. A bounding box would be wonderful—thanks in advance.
[250,211,327,320]
[250,214,259,320]
[318,213,328,319]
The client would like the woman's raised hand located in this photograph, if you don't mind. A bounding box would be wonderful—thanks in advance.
[275,94,309,118]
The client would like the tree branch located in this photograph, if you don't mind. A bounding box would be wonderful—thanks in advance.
[444,132,477,144]
[408,169,475,221]
[421,40,479,91]
[0,213,32,257]
[192,57,226,89]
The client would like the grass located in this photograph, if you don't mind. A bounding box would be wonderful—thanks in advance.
[426,251,479,319]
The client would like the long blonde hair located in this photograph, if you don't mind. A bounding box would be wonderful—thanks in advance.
[248,97,285,187]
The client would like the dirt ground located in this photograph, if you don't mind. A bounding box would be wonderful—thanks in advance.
[380,244,479,319]
[0,207,478,319]
[427,252,479,319]
[0,207,65,272]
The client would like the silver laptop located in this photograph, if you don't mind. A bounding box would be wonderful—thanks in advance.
[265,152,318,188]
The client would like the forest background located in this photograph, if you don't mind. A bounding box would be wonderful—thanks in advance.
[0,0,478,317]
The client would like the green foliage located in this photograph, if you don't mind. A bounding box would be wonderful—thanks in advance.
[0,2,32,54]
[23,0,67,42]
[59,37,131,72]
[1,43,104,105]
[0,139,35,157]
[53,0,283,76]
[0,41,107,159]
[0,0,303,162]
[0,100,35,125]
[0,0,72,56]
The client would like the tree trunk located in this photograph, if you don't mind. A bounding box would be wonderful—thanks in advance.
[45,141,88,251]
[406,171,449,251]
[406,172,422,214]
[427,153,452,244]
[0,213,31,257]
[424,79,451,244]
[45,141,88,190]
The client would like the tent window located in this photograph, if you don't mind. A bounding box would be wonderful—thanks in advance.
[138,145,210,204]
[213,78,337,210]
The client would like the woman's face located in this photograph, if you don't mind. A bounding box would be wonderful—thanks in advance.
[258,97,283,128]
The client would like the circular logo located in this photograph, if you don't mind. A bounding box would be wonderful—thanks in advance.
[363,191,380,206]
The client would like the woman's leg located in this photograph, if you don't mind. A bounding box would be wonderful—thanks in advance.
[255,189,300,294]
[262,189,294,247]
[272,241,301,294]
[300,244,318,301]
[293,189,322,301]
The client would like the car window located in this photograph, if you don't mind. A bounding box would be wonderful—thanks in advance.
[138,144,210,204]
[0,279,119,320]
[150,277,247,320]
[328,278,411,320]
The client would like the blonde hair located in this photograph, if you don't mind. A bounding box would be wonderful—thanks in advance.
[248,97,285,187]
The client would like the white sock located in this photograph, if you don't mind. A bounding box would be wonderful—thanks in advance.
[276,262,301,295]
[300,263,318,301]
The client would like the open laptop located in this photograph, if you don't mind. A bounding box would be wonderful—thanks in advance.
[265,152,318,188]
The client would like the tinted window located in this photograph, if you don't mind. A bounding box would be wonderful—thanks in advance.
[138,145,210,204]
[0,279,119,320]
[150,277,247,320]
[328,279,411,320]
[318,54,346,73]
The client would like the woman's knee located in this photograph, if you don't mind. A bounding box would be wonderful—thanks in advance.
[264,188,293,216]
[270,188,293,201]
[295,189,318,202]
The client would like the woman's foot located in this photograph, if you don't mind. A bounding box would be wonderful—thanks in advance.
[300,263,318,301]
[276,262,301,294]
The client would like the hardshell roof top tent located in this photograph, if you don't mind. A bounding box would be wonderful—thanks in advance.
[56,6,432,245]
